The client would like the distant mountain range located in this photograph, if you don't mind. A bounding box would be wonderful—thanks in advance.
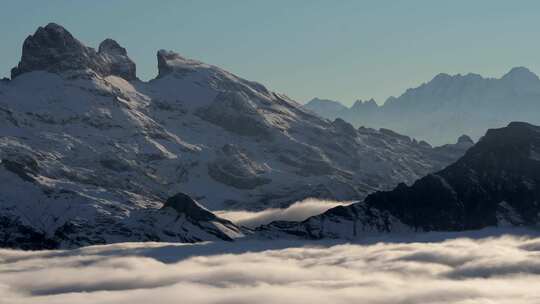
[305,67,540,145]
[259,122,540,238]
[0,24,471,249]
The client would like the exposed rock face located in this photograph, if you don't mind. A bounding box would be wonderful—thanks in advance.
[259,122,540,239]
[163,192,218,221]
[11,23,136,80]
[161,193,244,241]
[98,38,137,80]
[156,49,202,78]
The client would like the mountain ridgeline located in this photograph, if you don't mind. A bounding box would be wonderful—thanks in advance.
[0,23,472,249]
[259,122,540,239]
[5,23,538,249]
[306,67,540,145]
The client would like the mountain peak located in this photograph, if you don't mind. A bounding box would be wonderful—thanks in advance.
[457,134,474,145]
[156,49,205,78]
[431,72,453,83]
[351,98,378,111]
[507,121,536,128]
[162,193,218,222]
[40,22,72,36]
[11,23,89,78]
[98,38,137,80]
[98,38,127,55]
[501,67,539,83]
[11,23,137,80]
[304,98,348,118]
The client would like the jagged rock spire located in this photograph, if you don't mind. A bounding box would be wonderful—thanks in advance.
[11,23,137,80]
[98,38,137,80]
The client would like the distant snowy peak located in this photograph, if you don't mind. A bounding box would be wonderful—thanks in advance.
[306,97,347,110]
[11,23,137,80]
[350,98,378,111]
[304,98,348,118]
[501,66,539,82]
[410,67,540,94]
[305,97,380,115]
[307,67,540,145]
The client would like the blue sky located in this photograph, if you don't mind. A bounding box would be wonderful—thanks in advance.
[1,0,539,105]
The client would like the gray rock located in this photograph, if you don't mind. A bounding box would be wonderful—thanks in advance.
[162,192,218,222]
[98,39,137,80]
[208,144,271,189]
[11,23,137,80]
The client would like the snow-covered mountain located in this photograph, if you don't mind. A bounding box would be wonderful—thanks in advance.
[0,23,471,249]
[258,122,540,239]
[305,68,540,145]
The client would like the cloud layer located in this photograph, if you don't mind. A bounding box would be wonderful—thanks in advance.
[2,230,540,304]
[216,198,353,227]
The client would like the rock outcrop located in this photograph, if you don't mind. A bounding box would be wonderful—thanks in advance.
[11,23,137,80]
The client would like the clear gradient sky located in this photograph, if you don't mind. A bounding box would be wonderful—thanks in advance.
[1,1,540,105]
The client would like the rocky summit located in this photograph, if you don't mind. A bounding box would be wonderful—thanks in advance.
[11,23,137,80]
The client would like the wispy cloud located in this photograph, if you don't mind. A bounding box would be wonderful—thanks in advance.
[216,198,353,228]
[2,230,540,303]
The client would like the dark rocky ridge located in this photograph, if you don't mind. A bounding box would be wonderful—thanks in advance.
[11,23,137,80]
[364,121,540,230]
[259,122,540,238]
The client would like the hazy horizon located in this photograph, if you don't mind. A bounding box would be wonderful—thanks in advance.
[3,1,540,106]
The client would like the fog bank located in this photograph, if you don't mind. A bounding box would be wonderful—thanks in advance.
[2,229,540,303]
[216,198,353,228]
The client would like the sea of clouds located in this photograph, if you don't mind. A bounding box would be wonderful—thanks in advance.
[216,198,353,227]
[2,229,540,304]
